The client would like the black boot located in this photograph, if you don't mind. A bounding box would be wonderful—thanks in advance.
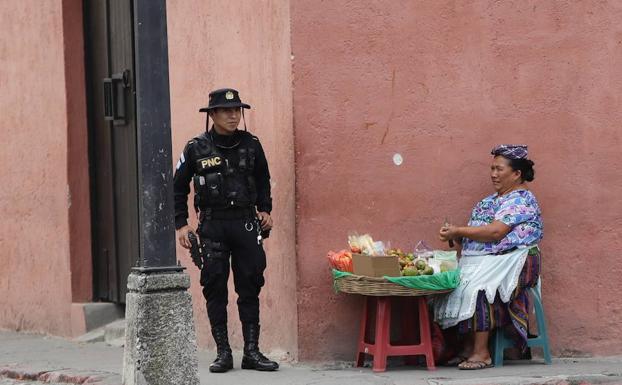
[209,326,233,373]
[241,323,279,371]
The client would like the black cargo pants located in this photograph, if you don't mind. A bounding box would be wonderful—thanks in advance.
[198,215,266,329]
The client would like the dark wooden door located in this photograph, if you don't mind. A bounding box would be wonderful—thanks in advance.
[84,0,139,303]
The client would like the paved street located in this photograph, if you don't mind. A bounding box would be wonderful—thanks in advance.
[1,331,622,385]
[0,379,86,385]
[0,380,62,385]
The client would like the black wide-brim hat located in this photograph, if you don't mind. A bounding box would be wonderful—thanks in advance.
[199,88,251,112]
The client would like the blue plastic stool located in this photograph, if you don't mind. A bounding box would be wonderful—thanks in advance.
[493,279,552,366]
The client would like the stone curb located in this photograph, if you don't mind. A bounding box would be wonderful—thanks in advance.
[0,367,121,384]
[3,362,622,385]
[427,373,622,385]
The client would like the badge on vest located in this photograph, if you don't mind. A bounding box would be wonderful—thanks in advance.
[197,156,223,171]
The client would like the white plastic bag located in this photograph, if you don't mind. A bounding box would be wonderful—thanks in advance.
[414,240,434,259]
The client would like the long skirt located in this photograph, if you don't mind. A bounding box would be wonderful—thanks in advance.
[456,247,541,350]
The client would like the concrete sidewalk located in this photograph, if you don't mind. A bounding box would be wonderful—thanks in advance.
[1,330,621,385]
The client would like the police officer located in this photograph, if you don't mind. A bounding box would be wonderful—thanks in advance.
[173,88,278,373]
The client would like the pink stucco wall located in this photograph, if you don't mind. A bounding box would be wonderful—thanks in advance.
[0,0,81,335]
[292,1,622,360]
[167,1,297,356]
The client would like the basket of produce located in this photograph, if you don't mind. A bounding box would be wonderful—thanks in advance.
[333,272,456,297]
[328,234,460,297]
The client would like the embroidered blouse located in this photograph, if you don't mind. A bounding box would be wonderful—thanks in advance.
[461,189,543,256]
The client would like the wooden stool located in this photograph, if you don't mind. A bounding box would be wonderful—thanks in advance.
[355,296,436,372]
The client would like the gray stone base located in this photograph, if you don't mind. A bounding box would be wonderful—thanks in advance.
[123,271,199,385]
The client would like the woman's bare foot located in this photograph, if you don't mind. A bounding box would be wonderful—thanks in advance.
[458,356,493,370]
[458,331,493,369]
[464,351,491,364]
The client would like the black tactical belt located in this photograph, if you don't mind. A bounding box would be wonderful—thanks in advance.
[201,207,256,220]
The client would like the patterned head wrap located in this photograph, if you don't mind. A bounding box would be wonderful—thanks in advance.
[491,144,528,160]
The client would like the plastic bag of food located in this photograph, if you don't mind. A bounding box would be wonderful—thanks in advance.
[326,250,353,272]
[347,231,362,254]
[433,250,458,272]
[414,240,434,260]
[372,241,387,256]
[427,258,442,274]
[348,233,376,255]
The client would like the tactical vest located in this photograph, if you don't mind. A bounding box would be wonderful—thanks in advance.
[190,132,258,212]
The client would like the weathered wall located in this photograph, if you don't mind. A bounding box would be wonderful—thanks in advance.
[292,0,622,360]
[0,0,76,335]
[167,1,297,356]
[63,0,92,304]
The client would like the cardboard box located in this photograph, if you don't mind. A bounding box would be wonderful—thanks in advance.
[352,254,401,277]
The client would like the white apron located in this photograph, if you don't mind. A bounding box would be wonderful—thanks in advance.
[433,246,535,329]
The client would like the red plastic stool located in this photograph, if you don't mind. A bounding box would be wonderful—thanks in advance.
[355,296,436,372]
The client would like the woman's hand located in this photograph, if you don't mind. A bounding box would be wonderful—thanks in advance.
[176,225,197,249]
[439,224,460,242]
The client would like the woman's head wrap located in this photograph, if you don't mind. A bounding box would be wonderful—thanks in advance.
[491,144,528,160]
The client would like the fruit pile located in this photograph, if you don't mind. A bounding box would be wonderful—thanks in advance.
[402,259,435,276]
[387,248,434,276]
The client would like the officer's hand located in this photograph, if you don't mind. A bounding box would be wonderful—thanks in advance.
[177,225,196,249]
[257,212,273,231]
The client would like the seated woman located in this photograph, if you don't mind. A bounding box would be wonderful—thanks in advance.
[436,144,543,370]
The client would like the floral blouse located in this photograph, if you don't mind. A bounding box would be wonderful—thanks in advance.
[461,189,543,256]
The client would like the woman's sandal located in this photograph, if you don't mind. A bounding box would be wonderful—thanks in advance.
[458,359,494,370]
[443,355,468,366]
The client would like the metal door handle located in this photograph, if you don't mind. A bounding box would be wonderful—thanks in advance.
[103,70,130,124]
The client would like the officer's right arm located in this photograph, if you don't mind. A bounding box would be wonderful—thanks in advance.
[173,143,196,248]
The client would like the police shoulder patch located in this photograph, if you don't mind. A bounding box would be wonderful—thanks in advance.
[176,151,187,170]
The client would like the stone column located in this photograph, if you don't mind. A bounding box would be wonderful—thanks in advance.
[123,271,199,385]
[122,1,199,383]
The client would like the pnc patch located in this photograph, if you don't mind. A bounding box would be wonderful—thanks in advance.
[197,156,223,170]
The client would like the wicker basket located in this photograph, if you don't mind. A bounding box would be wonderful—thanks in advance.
[334,274,454,297]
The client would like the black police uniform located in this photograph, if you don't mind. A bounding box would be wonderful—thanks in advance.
[173,88,278,372]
